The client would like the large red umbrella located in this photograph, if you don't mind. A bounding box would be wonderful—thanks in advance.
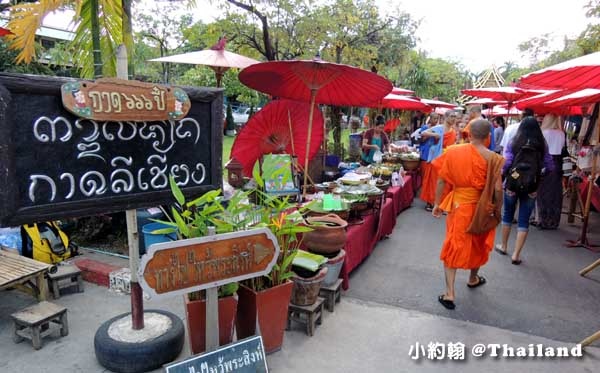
[461,86,541,104]
[239,58,392,194]
[150,37,259,87]
[544,88,600,108]
[369,94,432,112]
[464,97,507,106]
[419,98,458,109]
[231,99,323,177]
[518,51,600,90]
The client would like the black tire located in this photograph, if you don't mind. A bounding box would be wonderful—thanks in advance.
[94,309,184,373]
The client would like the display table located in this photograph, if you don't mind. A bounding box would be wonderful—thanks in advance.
[405,169,421,196]
[377,197,396,239]
[339,213,378,290]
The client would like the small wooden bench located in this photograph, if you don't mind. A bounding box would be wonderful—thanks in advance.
[286,297,324,336]
[48,264,84,299]
[319,278,342,312]
[0,249,53,301]
[11,301,68,350]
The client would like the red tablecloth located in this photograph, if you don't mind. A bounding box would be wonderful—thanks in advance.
[405,169,421,195]
[386,175,414,215]
[339,213,378,290]
[377,197,396,239]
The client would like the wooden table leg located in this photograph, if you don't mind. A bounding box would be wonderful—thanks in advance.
[31,325,42,350]
[580,258,600,276]
[35,272,49,301]
[580,330,600,347]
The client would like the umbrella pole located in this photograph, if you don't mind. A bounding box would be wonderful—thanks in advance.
[303,89,317,199]
[288,109,295,155]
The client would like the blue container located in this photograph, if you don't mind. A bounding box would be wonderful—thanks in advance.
[142,222,177,253]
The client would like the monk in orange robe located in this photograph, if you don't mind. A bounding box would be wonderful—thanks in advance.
[419,111,457,209]
[431,119,503,310]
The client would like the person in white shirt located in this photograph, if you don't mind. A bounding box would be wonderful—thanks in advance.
[501,108,535,157]
[536,114,566,229]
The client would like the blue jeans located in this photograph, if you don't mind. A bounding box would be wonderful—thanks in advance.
[502,190,536,232]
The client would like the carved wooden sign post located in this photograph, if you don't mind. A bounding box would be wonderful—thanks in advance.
[61,78,191,122]
[138,228,279,298]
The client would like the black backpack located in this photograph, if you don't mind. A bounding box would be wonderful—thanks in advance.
[505,140,542,194]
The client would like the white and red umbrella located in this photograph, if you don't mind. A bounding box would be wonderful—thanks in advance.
[519,51,600,90]
[464,97,507,106]
[420,98,458,109]
[391,87,414,95]
[461,86,541,104]
[368,94,432,112]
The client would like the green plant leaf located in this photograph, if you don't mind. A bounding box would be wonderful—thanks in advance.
[169,175,185,206]
[171,207,190,238]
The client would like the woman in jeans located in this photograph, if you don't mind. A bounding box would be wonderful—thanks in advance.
[495,117,554,264]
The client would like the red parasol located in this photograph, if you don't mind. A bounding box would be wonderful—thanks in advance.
[518,51,600,90]
[482,105,522,117]
[231,99,323,177]
[464,97,507,106]
[239,58,392,194]
[384,118,401,133]
[461,86,541,104]
[544,88,600,108]
[369,93,432,112]
[150,37,259,87]
[391,87,414,95]
[0,27,12,37]
[419,98,458,109]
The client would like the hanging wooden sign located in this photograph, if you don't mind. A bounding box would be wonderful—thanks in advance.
[61,78,190,121]
[138,228,279,298]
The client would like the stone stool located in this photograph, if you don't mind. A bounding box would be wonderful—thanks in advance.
[48,264,83,299]
[286,297,324,336]
[319,278,342,312]
[11,301,68,350]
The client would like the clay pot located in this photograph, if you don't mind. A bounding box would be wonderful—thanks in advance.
[302,214,348,255]
[291,267,328,306]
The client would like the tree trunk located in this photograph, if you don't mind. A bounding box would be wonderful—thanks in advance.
[122,0,134,78]
[90,0,102,78]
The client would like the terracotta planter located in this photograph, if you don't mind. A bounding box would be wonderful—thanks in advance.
[322,249,346,287]
[302,214,348,255]
[291,267,328,306]
[184,294,238,355]
[236,281,293,354]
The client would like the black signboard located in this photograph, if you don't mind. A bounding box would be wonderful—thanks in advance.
[0,73,223,226]
[164,335,268,373]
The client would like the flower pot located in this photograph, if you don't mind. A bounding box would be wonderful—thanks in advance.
[236,281,293,354]
[322,249,346,287]
[302,214,348,255]
[291,266,328,306]
[184,294,238,355]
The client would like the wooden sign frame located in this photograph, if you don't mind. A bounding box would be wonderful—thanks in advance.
[138,228,280,299]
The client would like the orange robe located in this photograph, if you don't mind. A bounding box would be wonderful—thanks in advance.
[419,129,457,205]
[432,143,494,269]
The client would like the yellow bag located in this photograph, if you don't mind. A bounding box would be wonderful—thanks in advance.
[21,222,78,264]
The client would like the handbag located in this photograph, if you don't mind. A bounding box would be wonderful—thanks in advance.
[466,153,505,234]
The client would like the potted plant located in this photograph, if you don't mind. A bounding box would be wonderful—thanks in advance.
[235,171,313,354]
[156,177,255,354]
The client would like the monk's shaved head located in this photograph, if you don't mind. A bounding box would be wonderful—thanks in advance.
[469,119,491,140]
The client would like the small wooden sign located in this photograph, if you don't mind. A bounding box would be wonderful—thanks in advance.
[138,228,279,298]
[164,335,268,373]
[61,78,190,121]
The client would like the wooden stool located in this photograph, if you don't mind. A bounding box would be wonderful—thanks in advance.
[47,265,83,299]
[286,297,325,336]
[11,301,68,350]
[319,279,342,312]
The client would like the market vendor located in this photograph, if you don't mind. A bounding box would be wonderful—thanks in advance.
[361,115,390,164]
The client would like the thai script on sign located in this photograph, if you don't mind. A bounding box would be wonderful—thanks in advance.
[26,116,205,204]
[61,78,190,121]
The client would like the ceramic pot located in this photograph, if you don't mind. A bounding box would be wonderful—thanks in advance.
[302,214,348,255]
[322,249,346,287]
[290,267,328,306]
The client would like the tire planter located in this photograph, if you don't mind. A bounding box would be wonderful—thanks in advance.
[185,294,238,355]
[236,281,293,354]
[302,214,348,255]
[94,310,184,373]
[291,266,328,306]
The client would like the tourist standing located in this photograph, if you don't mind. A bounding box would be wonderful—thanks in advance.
[496,117,554,264]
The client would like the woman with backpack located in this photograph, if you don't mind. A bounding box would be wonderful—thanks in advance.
[495,117,554,264]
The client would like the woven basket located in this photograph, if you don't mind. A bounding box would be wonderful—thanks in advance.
[401,159,420,170]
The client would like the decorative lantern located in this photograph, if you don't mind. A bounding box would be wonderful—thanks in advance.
[225,157,244,188]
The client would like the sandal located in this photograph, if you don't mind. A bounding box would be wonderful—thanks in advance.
[511,259,522,265]
[438,294,455,310]
[467,275,487,288]
[494,244,507,256]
